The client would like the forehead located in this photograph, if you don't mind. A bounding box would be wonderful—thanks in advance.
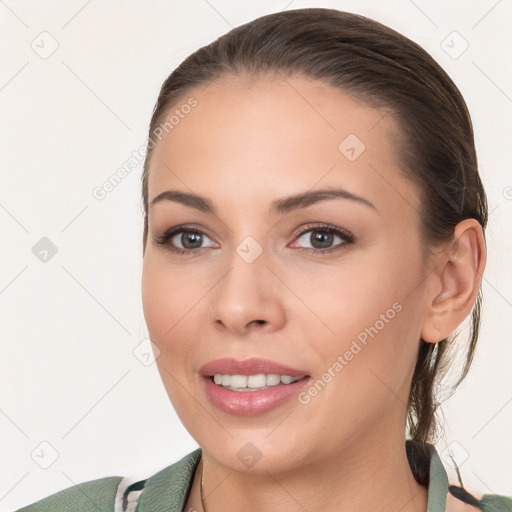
[147,74,418,218]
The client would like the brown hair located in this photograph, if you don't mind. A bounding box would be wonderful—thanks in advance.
[140,8,487,480]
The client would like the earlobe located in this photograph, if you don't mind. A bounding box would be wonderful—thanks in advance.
[420,219,486,344]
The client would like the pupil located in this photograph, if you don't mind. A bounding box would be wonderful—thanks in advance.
[312,230,333,249]
[182,232,202,249]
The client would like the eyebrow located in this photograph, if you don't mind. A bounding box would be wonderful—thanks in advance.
[149,186,377,216]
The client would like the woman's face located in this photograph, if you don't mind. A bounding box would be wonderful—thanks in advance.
[142,74,436,473]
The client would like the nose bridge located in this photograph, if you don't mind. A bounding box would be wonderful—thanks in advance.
[208,232,285,332]
[220,233,269,299]
[222,211,273,276]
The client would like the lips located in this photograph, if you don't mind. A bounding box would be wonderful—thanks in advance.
[199,357,310,379]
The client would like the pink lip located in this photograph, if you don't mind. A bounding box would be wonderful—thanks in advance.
[199,357,309,378]
[199,357,311,416]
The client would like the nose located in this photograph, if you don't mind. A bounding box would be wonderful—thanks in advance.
[207,245,286,337]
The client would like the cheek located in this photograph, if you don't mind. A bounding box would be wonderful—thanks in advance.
[295,248,422,386]
[141,259,204,376]
[142,259,196,340]
[141,263,168,340]
[290,256,403,344]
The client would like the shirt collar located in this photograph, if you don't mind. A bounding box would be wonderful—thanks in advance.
[425,443,449,511]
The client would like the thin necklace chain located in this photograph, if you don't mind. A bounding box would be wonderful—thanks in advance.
[200,458,208,512]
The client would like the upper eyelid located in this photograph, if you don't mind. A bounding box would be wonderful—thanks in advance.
[159,223,347,236]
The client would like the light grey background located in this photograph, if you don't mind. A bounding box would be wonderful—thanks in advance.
[1,0,511,509]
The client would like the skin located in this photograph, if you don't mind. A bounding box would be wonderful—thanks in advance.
[141,74,486,512]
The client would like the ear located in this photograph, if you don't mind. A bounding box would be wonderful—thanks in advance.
[421,219,487,344]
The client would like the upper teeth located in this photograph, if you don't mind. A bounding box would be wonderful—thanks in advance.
[213,373,301,389]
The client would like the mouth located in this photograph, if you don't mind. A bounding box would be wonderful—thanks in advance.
[199,357,311,415]
[207,373,309,392]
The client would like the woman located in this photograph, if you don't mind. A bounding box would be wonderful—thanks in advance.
[15,7,511,512]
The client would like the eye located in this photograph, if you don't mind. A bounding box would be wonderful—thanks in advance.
[154,225,217,255]
[154,223,355,256]
[290,223,355,255]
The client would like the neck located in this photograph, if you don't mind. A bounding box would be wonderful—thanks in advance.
[188,434,428,512]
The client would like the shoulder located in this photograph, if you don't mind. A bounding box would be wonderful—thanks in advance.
[14,475,123,512]
[446,489,480,512]
[410,441,512,512]
[136,447,202,510]
[13,448,203,512]
[446,484,512,512]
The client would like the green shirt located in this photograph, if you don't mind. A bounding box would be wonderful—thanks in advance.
[14,442,512,511]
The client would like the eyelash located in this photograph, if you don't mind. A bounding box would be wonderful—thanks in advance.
[154,223,355,256]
